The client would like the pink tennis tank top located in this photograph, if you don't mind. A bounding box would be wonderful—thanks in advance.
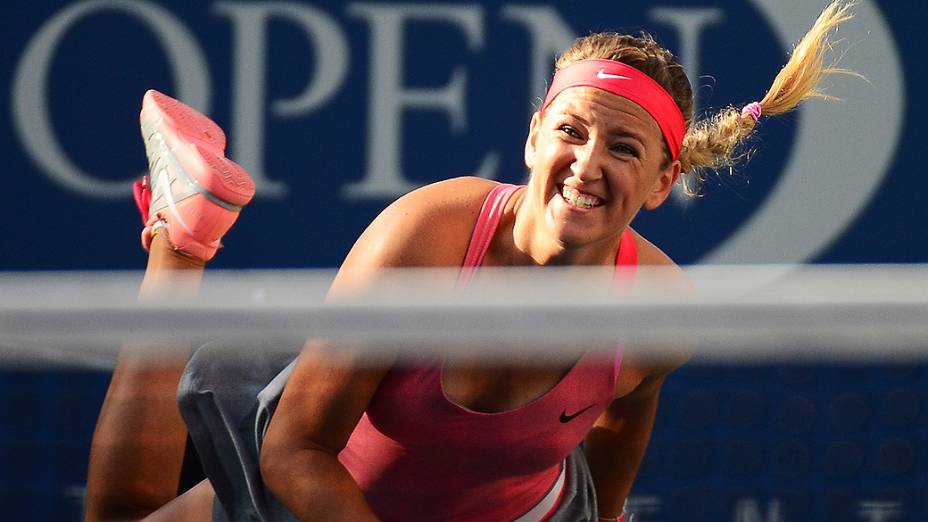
[338,183,638,521]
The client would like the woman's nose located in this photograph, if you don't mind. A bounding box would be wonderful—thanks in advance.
[570,144,603,182]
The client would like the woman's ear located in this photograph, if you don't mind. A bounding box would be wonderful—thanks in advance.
[644,160,682,210]
[524,111,542,171]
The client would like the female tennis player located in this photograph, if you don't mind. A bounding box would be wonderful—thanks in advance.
[85,2,855,520]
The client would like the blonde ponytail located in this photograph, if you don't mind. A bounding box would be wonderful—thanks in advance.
[680,1,858,192]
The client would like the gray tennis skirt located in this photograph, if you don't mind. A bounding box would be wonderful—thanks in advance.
[178,341,599,521]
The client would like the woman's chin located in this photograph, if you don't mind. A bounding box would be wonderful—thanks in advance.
[545,219,594,249]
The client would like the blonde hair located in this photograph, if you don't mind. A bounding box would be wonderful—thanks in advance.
[555,1,857,194]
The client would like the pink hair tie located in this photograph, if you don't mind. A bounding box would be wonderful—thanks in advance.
[741,101,762,121]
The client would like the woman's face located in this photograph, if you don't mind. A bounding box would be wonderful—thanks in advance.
[524,87,681,250]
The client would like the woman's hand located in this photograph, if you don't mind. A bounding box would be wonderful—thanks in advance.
[260,341,388,521]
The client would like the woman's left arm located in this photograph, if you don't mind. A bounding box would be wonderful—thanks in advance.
[584,370,669,521]
[586,234,692,520]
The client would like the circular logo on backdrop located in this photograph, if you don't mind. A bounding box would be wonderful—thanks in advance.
[704,0,903,264]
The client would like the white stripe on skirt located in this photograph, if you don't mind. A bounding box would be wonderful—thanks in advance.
[512,462,567,522]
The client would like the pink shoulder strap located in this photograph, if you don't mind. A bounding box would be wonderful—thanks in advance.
[611,230,638,307]
[615,228,638,267]
[614,228,638,283]
[612,229,637,377]
[458,183,521,286]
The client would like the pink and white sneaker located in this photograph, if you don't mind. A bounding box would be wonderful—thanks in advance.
[132,89,255,262]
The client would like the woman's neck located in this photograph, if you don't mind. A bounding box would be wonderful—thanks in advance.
[500,189,621,267]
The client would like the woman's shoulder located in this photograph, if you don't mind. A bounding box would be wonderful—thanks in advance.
[342,177,500,269]
[385,176,500,240]
[628,227,691,289]
[623,227,694,377]
[397,176,499,214]
[629,228,677,268]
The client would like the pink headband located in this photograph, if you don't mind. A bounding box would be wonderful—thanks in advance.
[541,59,686,161]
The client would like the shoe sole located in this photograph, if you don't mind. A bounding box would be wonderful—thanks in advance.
[140,89,255,208]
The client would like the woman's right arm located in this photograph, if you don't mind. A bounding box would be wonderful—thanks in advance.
[258,199,409,520]
[260,178,487,520]
[260,342,389,521]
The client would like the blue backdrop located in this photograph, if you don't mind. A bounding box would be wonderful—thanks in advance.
[1,0,926,520]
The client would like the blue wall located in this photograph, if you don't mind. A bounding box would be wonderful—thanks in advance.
[2,1,926,520]
[2,0,922,269]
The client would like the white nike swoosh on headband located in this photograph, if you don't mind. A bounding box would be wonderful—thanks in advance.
[596,69,631,80]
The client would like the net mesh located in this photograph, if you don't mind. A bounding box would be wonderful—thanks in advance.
[2,265,926,520]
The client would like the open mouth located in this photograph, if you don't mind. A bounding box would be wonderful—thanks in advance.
[558,184,604,209]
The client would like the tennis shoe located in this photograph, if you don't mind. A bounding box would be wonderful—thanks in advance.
[133,89,255,261]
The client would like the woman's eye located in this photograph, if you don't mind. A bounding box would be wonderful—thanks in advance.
[612,144,639,157]
[558,125,582,139]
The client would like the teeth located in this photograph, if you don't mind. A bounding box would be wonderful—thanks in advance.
[561,186,602,209]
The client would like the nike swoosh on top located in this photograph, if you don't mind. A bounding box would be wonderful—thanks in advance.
[559,403,597,423]
[596,69,631,80]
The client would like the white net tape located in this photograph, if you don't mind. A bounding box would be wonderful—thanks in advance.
[2,264,927,367]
